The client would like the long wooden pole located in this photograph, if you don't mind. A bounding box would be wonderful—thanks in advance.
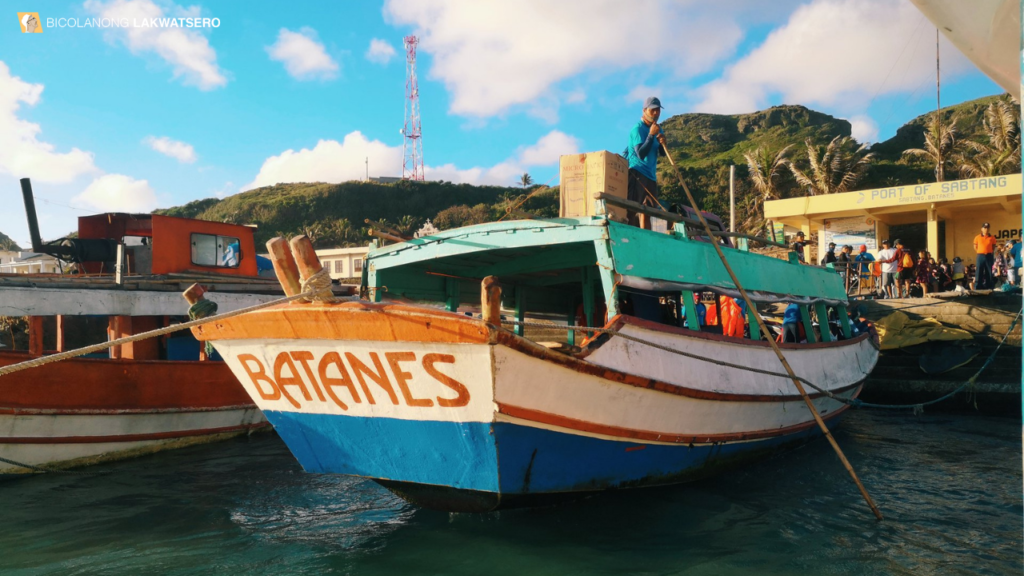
[661,146,883,521]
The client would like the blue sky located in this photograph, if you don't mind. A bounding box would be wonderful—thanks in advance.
[0,0,1005,246]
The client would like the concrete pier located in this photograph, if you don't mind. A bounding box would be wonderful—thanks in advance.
[856,293,1021,415]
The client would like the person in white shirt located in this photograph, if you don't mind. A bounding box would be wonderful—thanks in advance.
[876,239,898,298]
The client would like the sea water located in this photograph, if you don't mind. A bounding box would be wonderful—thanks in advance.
[2,410,1020,575]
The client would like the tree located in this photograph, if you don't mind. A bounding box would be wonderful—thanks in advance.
[519,173,533,188]
[957,99,1021,178]
[744,144,793,203]
[0,316,26,350]
[901,113,960,182]
[433,204,492,230]
[789,136,874,195]
[394,215,422,237]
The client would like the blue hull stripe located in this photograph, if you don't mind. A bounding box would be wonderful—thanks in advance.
[265,410,833,496]
[265,410,500,492]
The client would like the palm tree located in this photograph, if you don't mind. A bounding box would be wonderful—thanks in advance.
[519,173,533,188]
[789,136,874,195]
[744,144,793,203]
[902,113,960,182]
[395,215,422,237]
[957,99,1021,178]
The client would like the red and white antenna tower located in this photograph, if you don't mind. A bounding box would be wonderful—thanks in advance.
[401,35,424,181]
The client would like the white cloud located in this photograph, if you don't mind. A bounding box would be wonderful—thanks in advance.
[383,0,742,117]
[244,132,402,190]
[848,115,879,144]
[244,130,580,190]
[517,131,579,166]
[366,38,397,65]
[73,174,158,212]
[0,61,98,183]
[143,135,197,163]
[693,0,972,114]
[213,181,235,199]
[84,0,228,90]
[625,85,660,105]
[266,27,339,81]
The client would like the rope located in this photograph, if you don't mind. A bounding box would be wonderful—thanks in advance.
[300,267,335,303]
[0,291,322,379]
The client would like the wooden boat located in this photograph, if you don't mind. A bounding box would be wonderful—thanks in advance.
[0,179,303,473]
[194,204,879,512]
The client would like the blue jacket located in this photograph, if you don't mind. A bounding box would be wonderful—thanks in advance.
[1011,242,1022,268]
[625,119,662,180]
[782,303,801,325]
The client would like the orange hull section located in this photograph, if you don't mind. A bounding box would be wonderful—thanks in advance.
[192,301,491,344]
[0,351,256,413]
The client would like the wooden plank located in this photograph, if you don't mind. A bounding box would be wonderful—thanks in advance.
[581,267,595,331]
[445,277,460,312]
[514,286,525,337]
[28,316,43,357]
[370,219,608,272]
[593,239,620,318]
[814,302,832,342]
[607,221,847,301]
[799,305,817,344]
[838,305,852,339]
[682,290,700,331]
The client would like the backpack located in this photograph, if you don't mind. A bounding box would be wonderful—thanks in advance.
[901,252,914,269]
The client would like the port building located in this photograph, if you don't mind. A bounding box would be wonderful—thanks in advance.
[765,174,1022,263]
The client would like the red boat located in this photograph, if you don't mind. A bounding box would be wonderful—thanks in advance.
[0,179,290,473]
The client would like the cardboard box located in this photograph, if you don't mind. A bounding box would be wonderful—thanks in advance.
[559,151,629,222]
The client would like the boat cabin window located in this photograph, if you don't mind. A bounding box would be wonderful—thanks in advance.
[191,233,241,268]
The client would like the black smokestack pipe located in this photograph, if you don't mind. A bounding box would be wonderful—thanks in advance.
[20,178,44,253]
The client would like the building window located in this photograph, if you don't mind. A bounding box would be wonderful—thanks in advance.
[191,233,241,268]
[334,260,343,274]
[354,258,363,272]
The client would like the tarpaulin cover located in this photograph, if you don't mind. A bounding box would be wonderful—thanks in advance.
[874,311,973,350]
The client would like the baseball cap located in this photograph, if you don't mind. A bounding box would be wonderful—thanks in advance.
[893,238,902,245]
[881,239,890,244]
[982,222,990,227]
[644,97,662,110]
[859,244,867,252]
[828,242,836,247]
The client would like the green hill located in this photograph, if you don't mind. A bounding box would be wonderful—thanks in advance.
[0,230,21,251]
[154,94,1009,247]
[155,181,557,248]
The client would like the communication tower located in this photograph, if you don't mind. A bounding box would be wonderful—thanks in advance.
[401,35,424,181]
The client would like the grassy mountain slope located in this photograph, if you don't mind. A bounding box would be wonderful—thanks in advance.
[152,94,1008,247]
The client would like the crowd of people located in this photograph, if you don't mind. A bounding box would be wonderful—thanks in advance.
[804,223,1022,299]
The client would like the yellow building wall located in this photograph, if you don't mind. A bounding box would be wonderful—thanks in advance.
[945,208,1022,261]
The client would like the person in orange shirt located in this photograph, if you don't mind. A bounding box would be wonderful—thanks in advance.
[973,222,997,289]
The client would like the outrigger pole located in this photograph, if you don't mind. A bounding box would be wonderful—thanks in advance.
[660,145,884,521]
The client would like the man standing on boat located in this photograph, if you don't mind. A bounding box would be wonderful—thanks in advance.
[625,97,666,228]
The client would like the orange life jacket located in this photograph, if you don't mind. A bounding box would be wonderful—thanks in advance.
[720,298,744,338]
[704,302,718,326]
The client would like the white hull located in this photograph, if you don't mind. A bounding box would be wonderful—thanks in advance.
[0,407,264,473]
